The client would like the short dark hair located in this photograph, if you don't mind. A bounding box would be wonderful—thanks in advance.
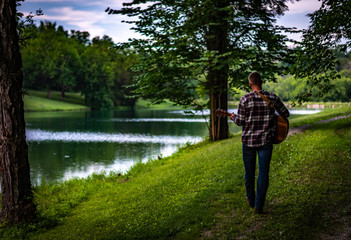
[248,72,262,86]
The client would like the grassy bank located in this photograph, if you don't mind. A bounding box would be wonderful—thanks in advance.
[1,106,351,239]
[23,89,351,112]
[24,90,89,112]
[135,98,186,110]
[23,90,182,112]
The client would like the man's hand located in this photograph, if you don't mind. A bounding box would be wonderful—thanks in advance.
[230,113,236,121]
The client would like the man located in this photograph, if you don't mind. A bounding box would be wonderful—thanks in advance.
[230,72,290,214]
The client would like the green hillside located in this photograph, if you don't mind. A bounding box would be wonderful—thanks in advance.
[23,90,89,112]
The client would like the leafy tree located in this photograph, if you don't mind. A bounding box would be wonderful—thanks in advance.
[289,0,351,104]
[70,30,91,46]
[79,36,139,110]
[22,22,60,97]
[17,8,43,46]
[319,70,351,102]
[21,22,81,98]
[81,36,115,110]
[21,21,137,110]
[308,0,351,47]
[67,30,90,96]
[0,0,36,223]
[265,70,351,103]
[112,48,139,108]
[108,0,295,140]
[265,75,306,102]
[55,36,82,98]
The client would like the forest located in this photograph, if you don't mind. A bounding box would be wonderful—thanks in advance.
[20,21,351,111]
[265,48,351,103]
[20,21,138,110]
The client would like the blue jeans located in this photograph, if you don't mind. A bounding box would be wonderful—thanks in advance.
[242,142,273,210]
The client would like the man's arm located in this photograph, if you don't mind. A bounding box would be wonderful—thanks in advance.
[231,98,246,126]
[275,96,290,118]
[230,113,237,121]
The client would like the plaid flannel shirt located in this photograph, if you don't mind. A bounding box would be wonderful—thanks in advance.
[232,90,290,147]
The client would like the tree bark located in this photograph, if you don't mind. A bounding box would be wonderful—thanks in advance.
[206,0,230,141]
[61,88,65,99]
[47,85,51,99]
[0,0,36,223]
[209,74,228,141]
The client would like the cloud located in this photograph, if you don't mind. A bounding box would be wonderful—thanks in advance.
[26,0,322,43]
[19,0,141,42]
[25,0,71,2]
[32,6,126,38]
[23,0,128,8]
[285,0,322,15]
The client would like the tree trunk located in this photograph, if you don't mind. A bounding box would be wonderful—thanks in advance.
[209,74,228,141]
[47,85,51,99]
[206,0,230,141]
[0,0,36,223]
[61,88,65,98]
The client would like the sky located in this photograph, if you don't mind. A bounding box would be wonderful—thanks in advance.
[18,0,322,44]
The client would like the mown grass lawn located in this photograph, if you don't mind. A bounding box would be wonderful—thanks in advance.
[23,90,182,112]
[1,106,351,240]
[23,90,89,112]
[27,90,86,106]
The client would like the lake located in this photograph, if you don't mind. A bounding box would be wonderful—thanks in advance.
[25,108,320,185]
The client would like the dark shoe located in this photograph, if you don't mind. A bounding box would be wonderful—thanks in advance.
[246,197,254,208]
[254,208,264,214]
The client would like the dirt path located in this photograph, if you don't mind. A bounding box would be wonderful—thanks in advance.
[317,203,351,240]
[288,113,351,136]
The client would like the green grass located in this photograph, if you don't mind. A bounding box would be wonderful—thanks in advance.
[23,90,183,112]
[23,89,351,113]
[289,105,351,127]
[27,90,86,106]
[228,101,351,109]
[135,98,187,110]
[24,90,89,112]
[1,106,351,239]
[293,101,351,109]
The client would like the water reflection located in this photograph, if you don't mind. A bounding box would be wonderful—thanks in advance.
[26,129,202,144]
[25,109,211,185]
[28,141,179,185]
[25,108,319,185]
[171,109,322,115]
[289,109,321,115]
[106,118,207,122]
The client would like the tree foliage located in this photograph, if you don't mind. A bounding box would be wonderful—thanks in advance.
[289,0,351,104]
[22,22,80,98]
[20,22,138,110]
[308,0,351,47]
[107,0,296,140]
[80,36,115,110]
[265,72,351,103]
